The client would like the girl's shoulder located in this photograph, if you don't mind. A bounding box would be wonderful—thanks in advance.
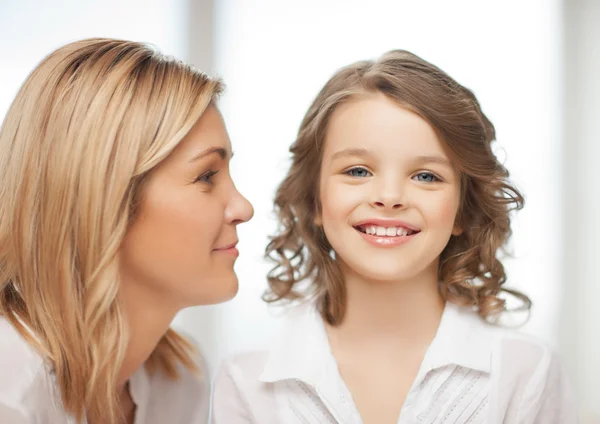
[452,304,561,366]
[486,321,563,371]
[444,304,570,391]
[484,325,577,422]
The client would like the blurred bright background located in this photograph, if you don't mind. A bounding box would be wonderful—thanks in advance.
[1,0,598,421]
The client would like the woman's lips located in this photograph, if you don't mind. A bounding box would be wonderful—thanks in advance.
[213,241,239,256]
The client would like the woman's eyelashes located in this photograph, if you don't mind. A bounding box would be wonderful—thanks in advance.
[192,169,219,185]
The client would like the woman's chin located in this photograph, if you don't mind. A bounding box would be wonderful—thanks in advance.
[187,276,240,306]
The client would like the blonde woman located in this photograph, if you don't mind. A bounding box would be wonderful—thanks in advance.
[0,38,253,424]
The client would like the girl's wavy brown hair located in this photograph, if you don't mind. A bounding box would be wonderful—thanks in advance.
[264,50,530,325]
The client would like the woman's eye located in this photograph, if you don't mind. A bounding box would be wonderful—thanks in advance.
[346,167,372,178]
[413,172,440,183]
[195,170,219,184]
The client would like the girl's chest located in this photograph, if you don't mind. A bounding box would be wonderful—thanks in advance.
[273,365,490,424]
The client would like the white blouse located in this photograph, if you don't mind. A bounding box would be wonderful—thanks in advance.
[0,317,209,424]
[212,301,578,424]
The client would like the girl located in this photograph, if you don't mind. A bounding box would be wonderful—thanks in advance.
[0,38,253,424]
[212,50,576,423]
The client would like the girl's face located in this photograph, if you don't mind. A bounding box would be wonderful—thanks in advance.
[119,106,254,307]
[317,93,462,283]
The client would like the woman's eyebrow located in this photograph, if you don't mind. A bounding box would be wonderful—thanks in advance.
[188,146,230,163]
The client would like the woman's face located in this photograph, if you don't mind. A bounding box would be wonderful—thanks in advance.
[120,106,254,307]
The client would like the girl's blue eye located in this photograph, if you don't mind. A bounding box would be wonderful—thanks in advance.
[346,167,372,178]
[195,170,219,184]
[413,172,440,183]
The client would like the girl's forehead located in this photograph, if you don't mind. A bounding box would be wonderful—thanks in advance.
[322,97,448,161]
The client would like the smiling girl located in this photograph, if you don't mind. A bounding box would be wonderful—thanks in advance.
[212,50,577,423]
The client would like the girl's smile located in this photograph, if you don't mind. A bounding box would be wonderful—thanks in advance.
[353,218,421,247]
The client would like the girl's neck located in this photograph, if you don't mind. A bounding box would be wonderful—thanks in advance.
[325,260,444,349]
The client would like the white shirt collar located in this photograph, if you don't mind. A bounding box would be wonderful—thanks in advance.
[129,364,150,409]
[259,300,498,386]
[420,301,497,375]
[259,300,331,386]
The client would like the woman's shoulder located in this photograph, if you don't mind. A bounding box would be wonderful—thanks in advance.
[0,317,47,388]
[0,317,54,414]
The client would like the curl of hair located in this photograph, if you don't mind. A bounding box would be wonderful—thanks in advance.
[0,38,222,423]
[264,50,530,326]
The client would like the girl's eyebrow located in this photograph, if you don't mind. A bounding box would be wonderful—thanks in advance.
[330,148,372,161]
[331,149,451,167]
[414,155,452,168]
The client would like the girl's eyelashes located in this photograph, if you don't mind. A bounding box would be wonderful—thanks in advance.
[193,169,219,185]
[345,167,372,178]
[412,171,442,183]
[343,167,443,183]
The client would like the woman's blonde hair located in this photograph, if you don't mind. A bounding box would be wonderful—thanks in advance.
[0,38,222,423]
[265,50,530,325]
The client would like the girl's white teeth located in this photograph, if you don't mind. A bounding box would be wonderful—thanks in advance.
[364,225,412,237]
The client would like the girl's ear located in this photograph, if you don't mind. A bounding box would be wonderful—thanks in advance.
[313,202,323,226]
[452,225,463,236]
[314,214,322,226]
[452,214,463,236]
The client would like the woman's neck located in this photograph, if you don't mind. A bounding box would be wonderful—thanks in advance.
[116,283,179,389]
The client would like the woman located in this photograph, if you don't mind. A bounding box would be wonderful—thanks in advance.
[0,38,253,424]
